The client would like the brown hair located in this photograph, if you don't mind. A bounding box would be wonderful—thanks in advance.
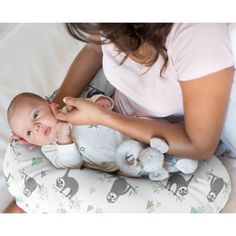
[66,23,173,74]
[7,92,45,123]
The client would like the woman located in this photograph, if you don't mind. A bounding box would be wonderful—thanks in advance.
[53,23,234,161]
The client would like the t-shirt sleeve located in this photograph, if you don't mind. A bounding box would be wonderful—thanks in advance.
[169,23,234,81]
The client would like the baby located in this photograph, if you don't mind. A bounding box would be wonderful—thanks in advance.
[7,92,198,180]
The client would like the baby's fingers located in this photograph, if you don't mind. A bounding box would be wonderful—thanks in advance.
[29,144,38,150]
[12,134,21,140]
[12,134,28,144]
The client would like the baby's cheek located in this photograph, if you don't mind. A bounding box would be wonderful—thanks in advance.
[45,112,57,122]
[51,127,57,138]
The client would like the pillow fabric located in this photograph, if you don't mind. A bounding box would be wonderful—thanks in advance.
[4,140,231,213]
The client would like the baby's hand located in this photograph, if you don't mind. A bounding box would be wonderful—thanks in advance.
[55,121,73,145]
[11,133,37,150]
[95,97,113,110]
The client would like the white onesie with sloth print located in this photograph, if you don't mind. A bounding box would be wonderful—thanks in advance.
[41,123,124,172]
[41,96,198,180]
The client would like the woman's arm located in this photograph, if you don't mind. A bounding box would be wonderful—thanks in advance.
[179,67,233,159]
[106,67,233,160]
[53,67,233,160]
[53,42,103,107]
[4,200,25,213]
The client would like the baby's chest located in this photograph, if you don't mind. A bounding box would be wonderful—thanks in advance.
[72,125,125,162]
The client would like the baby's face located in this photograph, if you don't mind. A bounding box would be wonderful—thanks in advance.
[9,97,58,146]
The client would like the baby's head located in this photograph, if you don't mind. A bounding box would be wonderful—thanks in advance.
[8,92,58,146]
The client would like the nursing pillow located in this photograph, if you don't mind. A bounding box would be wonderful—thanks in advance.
[4,139,231,213]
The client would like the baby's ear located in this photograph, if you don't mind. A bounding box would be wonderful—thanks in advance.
[50,102,59,108]
[46,99,51,104]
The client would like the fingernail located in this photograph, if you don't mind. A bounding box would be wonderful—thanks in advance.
[63,97,67,102]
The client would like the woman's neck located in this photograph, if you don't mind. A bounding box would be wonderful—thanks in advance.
[128,43,156,65]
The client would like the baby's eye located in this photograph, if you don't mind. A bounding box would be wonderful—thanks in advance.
[33,113,38,120]
[26,130,31,137]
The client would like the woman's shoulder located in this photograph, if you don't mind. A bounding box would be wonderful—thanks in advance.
[167,23,234,81]
[167,23,230,49]
[169,23,229,38]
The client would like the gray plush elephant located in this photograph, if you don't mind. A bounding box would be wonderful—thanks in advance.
[115,137,198,181]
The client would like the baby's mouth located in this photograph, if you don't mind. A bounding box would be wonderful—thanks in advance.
[44,127,51,136]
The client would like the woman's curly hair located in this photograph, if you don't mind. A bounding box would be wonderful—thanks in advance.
[66,23,173,75]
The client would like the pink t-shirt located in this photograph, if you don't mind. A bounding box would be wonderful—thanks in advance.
[101,23,234,118]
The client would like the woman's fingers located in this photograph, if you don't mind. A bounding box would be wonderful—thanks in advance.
[65,104,74,112]
[51,96,105,125]
[51,105,73,122]
[63,96,79,106]
[54,97,84,122]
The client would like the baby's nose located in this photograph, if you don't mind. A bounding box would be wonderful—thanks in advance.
[35,123,42,132]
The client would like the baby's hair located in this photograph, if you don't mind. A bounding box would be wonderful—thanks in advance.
[7,92,45,123]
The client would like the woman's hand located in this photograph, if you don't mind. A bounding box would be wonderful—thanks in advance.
[4,200,25,213]
[51,97,107,125]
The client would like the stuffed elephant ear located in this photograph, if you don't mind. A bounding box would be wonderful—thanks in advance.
[150,137,169,153]
[148,168,169,181]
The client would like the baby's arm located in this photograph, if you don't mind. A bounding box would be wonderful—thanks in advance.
[55,121,73,145]
[41,121,83,168]
[41,142,83,169]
